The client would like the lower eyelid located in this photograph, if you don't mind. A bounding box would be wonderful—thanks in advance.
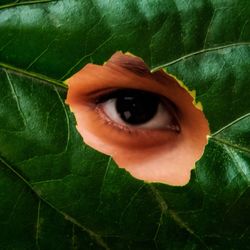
[95,105,136,134]
[95,104,146,135]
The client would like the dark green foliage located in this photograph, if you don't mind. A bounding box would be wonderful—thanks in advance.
[0,1,249,249]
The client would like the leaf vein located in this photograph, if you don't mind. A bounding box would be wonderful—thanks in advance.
[60,34,115,80]
[54,86,70,153]
[119,183,146,225]
[97,157,112,208]
[4,69,27,126]
[0,156,110,250]
[223,145,250,183]
[7,187,26,222]
[210,137,250,154]
[211,113,250,137]
[26,39,57,70]
[152,42,250,71]
[0,0,56,11]
[148,184,209,249]
[0,63,66,89]
[35,200,41,250]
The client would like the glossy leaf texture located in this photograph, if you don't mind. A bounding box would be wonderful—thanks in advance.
[0,1,250,249]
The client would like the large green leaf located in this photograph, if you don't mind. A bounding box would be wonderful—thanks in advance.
[0,1,249,249]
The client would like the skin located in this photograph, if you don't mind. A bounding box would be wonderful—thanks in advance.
[66,52,210,186]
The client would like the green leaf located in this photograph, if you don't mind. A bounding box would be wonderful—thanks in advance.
[0,1,249,249]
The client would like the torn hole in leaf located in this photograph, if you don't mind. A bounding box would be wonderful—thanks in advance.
[65,51,210,186]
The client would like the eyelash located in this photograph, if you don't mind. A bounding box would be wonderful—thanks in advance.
[92,88,180,136]
[95,104,151,136]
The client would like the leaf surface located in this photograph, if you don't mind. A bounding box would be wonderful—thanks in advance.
[0,1,249,249]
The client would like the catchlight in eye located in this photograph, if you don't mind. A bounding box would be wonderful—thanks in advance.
[66,52,210,186]
[95,88,180,132]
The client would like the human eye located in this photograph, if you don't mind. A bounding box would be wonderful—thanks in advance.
[95,88,180,133]
[66,52,210,186]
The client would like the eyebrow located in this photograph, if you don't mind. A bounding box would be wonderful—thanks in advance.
[108,55,151,77]
[117,58,170,85]
[118,59,150,76]
[107,53,171,85]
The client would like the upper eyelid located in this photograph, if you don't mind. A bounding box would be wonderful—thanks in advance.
[105,61,172,88]
[95,88,160,103]
[83,82,174,102]
[104,52,174,88]
[106,51,173,85]
[91,88,178,108]
[68,63,176,100]
[68,63,184,115]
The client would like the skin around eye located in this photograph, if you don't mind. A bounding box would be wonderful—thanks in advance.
[66,52,210,186]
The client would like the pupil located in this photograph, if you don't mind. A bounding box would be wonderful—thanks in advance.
[115,89,159,125]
